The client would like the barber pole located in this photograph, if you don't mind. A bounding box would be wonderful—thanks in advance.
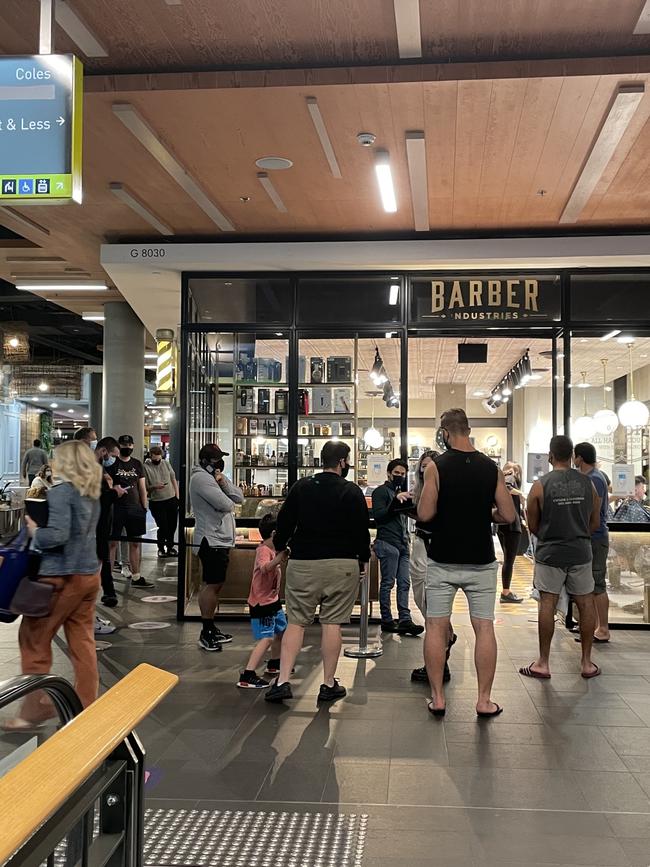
[154,328,176,406]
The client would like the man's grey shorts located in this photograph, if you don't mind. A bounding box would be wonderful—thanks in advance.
[425,560,498,621]
[534,560,594,596]
[591,539,609,595]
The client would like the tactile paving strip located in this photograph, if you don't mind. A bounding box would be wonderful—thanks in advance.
[145,807,367,866]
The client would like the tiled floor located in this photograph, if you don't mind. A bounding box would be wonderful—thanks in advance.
[1,555,650,865]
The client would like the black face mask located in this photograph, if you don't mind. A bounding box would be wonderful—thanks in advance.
[120,446,133,457]
[151,458,162,465]
[391,475,406,491]
[340,462,351,479]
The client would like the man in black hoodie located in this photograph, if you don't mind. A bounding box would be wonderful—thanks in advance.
[265,441,370,703]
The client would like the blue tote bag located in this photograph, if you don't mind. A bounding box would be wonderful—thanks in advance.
[0,528,31,621]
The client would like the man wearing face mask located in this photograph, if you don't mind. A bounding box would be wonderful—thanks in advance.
[107,434,153,590]
[189,444,243,651]
[74,427,98,450]
[93,437,126,631]
[372,459,423,636]
[144,446,180,558]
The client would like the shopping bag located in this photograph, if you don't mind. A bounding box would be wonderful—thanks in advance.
[0,528,31,614]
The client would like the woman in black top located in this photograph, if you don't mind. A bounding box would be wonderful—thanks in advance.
[498,461,525,604]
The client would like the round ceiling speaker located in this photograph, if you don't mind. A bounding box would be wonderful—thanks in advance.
[255,157,293,170]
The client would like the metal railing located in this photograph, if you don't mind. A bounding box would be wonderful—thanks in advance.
[0,664,177,867]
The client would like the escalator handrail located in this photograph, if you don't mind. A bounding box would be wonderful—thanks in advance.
[0,674,83,725]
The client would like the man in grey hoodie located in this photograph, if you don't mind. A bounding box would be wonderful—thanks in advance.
[189,443,244,651]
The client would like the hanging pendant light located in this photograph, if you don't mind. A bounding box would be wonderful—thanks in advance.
[618,343,650,428]
[363,393,384,449]
[572,371,595,442]
[593,358,619,435]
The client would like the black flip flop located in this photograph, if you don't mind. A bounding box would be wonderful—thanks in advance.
[574,636,610,644]
[427,700,446,718]
[519,664,551,680]
[581,664,601,680]
[477,703,503,718]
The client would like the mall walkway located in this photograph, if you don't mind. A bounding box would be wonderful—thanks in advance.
[1,572,649,866]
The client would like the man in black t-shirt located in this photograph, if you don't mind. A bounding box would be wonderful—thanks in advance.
[418,409,515,719]
[108,434,153,589]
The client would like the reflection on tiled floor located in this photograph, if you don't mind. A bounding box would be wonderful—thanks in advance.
[1,552,650,865]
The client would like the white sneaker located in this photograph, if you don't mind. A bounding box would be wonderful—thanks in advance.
[121,565,132,579]
[95,616,116,636]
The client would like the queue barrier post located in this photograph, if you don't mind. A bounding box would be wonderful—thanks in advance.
[344,570,383,659]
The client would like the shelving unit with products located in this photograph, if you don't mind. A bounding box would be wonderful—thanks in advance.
[232,337,289,498]
[297,339,358,480]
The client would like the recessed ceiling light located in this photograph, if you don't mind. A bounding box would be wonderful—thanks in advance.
[83,414,89,419]
[16,283,108,291]
[38,382,49,392]
[393,0,422,58]
[55,0,108,58]
[109,183,174,236]
[255,157,293,171]
[31,396,38,401]
[257,172,287,212]
[68,408,74,413]
[144,352,158,360]
[50,403,58,408]
[473,391,486,397]
[617,335,635,344]
[601,329,621,341]
[306,97,342,179]
[82,312,105,322]
[405,131,429,230]
[374,150,397,213]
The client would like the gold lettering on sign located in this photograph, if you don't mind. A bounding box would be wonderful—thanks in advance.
[525,279,539,312]
[449,280,465,308]
[487,280,501,306]
[431,281,445,313]
[469,280,482,306]
[506,279,520,308]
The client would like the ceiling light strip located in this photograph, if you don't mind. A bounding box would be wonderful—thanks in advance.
[55,0,109,58]
[634,0,650,33]
[405,131,429,231]
[112,103,235,231]
[306,97,342,179]
[0,207,50,237]
[15,283,107,291]
[109,182,174,236]
[393,0,422,59]
[560,84,645,224]
[257,173,287,213]
[374,150,397,213]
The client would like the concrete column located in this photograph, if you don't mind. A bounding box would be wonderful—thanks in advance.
[103,302,145,458]
[88,372,103,435]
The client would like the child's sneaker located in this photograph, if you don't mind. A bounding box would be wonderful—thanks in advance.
[237,670,270,689]
[265,659,294,676]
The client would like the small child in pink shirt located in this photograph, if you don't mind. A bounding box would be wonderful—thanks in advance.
[237,514,288,689]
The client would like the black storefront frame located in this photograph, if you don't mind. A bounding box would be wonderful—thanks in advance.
[178,267,650,623]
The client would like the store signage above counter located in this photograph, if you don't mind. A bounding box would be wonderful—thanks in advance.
[0,55,83,203]
[410,274,561,326]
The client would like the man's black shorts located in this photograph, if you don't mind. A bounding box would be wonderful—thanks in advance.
[112,506,147,540]
[198,538,230,585]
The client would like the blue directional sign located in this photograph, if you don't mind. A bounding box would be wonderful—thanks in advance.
[0,55,83,203]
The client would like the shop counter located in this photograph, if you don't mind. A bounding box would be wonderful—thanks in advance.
[607,522,650,625]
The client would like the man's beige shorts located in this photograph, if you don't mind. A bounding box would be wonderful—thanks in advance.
[285,558,360,626]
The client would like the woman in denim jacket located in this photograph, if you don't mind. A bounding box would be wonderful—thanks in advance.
[6,440,102,729]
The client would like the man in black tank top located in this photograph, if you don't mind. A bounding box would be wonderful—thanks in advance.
[521,435,601,681]
[418,409,516,718]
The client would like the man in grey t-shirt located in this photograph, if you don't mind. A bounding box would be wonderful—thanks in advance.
[22,439,49,484]
[521,435,601,681]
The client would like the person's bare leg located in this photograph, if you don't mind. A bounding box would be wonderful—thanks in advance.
[279,623,304,684]
[321,624,342,686]
[530,591,558,676]
[198,583,221,619]
[574,593,597,675]
[594,593,611,641]
[471,617,498,713]
[129,542,141,575]
[425,617,450,710]
[109,541,118,569]
[245,638,274,673]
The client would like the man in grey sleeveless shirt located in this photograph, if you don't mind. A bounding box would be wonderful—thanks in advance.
[521,435,601,681]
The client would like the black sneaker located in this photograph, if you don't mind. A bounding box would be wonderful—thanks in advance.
[198,631,223,652]
[213,628,233,644]
[500,592,524,604]
[381,619,399,632]
[318,679,347,702]
[264,680,293,702]
[237,670,270,689]
[410,664,452,683]
[131,577,155,589]
[101,594,118,608]
[397,620,425,637]
[411,666,428,682]
[167,547,179,557]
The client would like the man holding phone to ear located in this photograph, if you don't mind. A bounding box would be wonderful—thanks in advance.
[189,443,244,651]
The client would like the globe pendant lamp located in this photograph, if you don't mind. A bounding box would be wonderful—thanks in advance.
[618,343,650,429]
[363,394,384,449]
[572,371,595,442]
[593,358,619,435]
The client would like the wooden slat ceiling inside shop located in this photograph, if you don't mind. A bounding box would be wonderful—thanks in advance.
[2,1,650,300]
